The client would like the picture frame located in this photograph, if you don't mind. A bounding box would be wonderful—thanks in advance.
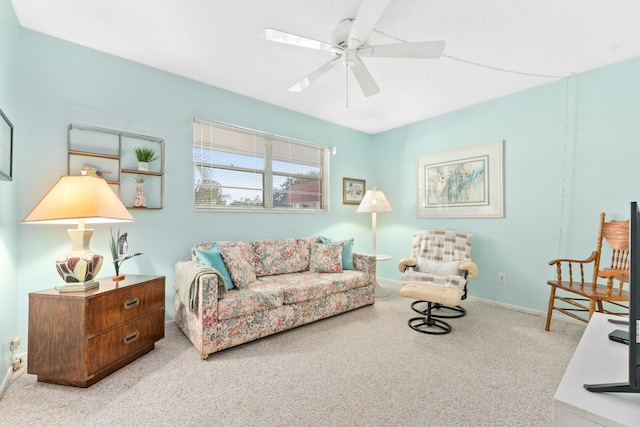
[0,107,13,181]
[416,140,503,218]
[343,177,366,205]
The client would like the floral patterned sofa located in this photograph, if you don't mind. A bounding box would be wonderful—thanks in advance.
[174,237,376,359]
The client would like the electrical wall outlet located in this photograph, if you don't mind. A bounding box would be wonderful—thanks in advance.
[12,355,24,371]
[9,336,20,352]
[497,272,506,284]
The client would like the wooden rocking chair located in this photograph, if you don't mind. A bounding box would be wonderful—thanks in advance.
[545,213,630,331]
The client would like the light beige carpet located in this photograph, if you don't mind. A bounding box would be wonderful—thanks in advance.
[0,284,584,427]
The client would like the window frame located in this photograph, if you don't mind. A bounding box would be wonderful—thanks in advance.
[193,119,330,213]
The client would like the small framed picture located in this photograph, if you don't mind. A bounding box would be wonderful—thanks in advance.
[343,177,366,205]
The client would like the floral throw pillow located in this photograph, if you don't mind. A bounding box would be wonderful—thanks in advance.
[309,243,343,273]
[297,237,319,271]
[220,246,257,289]
[318,236,355,270]
[253,238,304,276]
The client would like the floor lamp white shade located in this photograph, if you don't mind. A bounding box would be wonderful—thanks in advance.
[357,187,392,298]
[356,187,393,256]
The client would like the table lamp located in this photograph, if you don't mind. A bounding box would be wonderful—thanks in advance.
[22,175,134,292]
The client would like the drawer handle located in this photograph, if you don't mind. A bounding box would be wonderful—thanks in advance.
[124,331,139,345]
[124,297,140,310]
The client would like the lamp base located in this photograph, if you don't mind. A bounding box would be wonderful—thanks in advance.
[56,279,99,293]
[55,228,104,287]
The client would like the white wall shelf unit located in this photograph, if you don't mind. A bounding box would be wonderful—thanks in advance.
[67,123,165,209]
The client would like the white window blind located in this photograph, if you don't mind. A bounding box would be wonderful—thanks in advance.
[193,119,329,212]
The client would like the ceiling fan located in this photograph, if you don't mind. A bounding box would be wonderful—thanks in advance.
[260,0,445,97]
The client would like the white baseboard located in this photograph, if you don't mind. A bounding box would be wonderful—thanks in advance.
[470,296,546,316]
[0,352,28,399]
[470,296,586,325]
[0,366,12,399]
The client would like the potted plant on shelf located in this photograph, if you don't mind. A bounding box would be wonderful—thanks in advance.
[131,146,159,171]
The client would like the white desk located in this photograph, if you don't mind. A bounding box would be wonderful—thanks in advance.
[554,313,640,426]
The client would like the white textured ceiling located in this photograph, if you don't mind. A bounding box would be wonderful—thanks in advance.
[10,0,640,134]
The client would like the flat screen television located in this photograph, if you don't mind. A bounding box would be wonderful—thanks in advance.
[584,201,640,393]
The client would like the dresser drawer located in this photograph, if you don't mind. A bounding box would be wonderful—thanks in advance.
[87,278,164,334]
[87,308,164,374]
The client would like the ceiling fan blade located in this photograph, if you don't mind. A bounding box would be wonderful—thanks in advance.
[348,0,391,49]
[359,40,445,59]
[261,28,335,51]
[350,57,380,97]
[289,58,341,92]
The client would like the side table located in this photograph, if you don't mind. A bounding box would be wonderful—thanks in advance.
[375,254,392,298]
[28,274,165,387]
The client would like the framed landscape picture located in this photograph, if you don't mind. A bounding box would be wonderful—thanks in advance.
[343,177,366,205]
[416,140,503,218]
[0,107,13,181]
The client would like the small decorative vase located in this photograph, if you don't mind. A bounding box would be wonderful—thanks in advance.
[113,274,125,281]
[137,161,149,171]
[133,176,147,208]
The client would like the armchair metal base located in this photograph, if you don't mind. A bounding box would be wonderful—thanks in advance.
[408,301,453,334]
[411,301,466,319]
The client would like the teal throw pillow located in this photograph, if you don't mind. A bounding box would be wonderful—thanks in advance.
[318,236,354,270]
[192,243,235,290]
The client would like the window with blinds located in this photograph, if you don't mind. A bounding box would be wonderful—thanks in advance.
[193,119,329,212]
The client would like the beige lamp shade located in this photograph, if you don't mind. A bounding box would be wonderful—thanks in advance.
[356,187,392,214]
[23,175,134,224]
[23,175,134,292]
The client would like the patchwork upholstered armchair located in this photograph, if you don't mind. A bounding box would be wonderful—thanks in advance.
[398,229,478,334]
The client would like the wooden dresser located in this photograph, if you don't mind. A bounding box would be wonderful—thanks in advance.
[28,275,165,387]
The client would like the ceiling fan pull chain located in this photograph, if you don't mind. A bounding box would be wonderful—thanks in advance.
[345,62,349,108]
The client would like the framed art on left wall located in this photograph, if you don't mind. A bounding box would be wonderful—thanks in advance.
[0,107,13,181]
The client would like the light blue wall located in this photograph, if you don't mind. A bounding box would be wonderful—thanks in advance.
[7,1,640,352]
[0,0,20,386]
[15,29,375,345]
[371,57,640,313]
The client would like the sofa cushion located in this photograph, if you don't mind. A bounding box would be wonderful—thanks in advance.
[257,270,371,304]
[252,238,305,276]
[316,270,371,294]
[220,245,257,289]
[192,243,235,290]
[309,243,343,273]
[217,283,285,320]
[257,273,331,304]
[318,236,355,270]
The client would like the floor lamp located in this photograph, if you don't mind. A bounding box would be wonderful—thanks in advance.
[357,187,392,297]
